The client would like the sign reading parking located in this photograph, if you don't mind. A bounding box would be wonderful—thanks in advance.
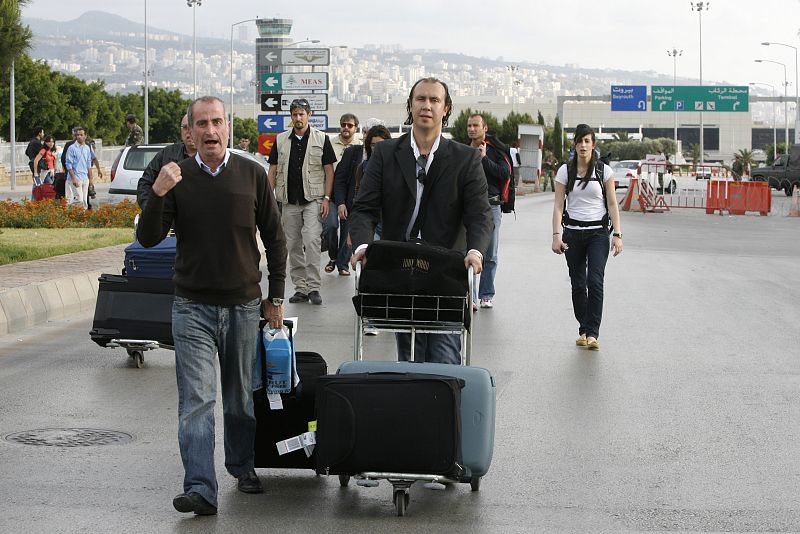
[261,93,328,112]
[257,47,330,67]
[651,86,749,112]
[610,85,647,111]
[258,114,329,133]
[260,72,329,92]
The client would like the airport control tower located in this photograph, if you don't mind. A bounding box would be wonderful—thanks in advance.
[255,18,293,104]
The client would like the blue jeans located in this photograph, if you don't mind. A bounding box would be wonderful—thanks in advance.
[478,204,501,300]
[562,228,610,339]
[395,333,462,364]
[336,217,353,272]
[323,208,339,262]
[172,295,261,507]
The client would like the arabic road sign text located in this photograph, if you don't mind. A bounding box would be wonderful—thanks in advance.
[258,114,329,133]
[651,86,749,112]
[610,85,647,111]
[261,93,328,112]
[258,47,330,67]
[260,72,329,92]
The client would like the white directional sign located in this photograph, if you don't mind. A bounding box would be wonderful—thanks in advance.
[279,93,328,111]
[258,48,331,66]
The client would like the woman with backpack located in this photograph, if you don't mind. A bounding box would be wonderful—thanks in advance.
[551,124,623,350]
[32,135,58,184]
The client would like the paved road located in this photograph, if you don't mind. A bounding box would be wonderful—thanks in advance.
[0,191,798,532]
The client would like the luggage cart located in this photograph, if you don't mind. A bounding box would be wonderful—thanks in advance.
[105,340,174,369]
[353,262,474,365]
[341,262,476,516]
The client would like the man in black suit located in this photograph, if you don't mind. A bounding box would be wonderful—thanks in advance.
[348,77,493,364]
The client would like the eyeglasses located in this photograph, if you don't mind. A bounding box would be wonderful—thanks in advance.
[340,123,356,128]
[416,154,427,185]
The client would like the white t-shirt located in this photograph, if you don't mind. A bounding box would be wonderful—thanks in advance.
[509,147,520,168]
[555,163,614,229]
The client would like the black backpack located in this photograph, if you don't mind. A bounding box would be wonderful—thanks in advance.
[562,160,612,232]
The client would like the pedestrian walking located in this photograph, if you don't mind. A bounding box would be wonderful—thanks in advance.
[267,98,336,306]
[551,124,623,351]
[136,96,287,516]
[324,113,360,275]
[64,127,94,208]
[25,127,45,180]
[466,113,512,310]
[348,77,492,364]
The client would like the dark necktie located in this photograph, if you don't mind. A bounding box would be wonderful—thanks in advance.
[416,154,427,184]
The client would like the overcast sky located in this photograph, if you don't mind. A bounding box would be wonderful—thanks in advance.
[22,0,800,90]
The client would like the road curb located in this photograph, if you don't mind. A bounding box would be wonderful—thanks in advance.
[0,270,103,335]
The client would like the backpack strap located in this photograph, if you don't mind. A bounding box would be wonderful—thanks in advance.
[563,160,612,231]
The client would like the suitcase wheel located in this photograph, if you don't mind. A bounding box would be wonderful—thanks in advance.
[392,488,409,517]
[338,475,350,487]
[128,349,145,369]
[470,476,481,492]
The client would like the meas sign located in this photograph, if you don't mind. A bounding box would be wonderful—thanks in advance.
[260,72,329,91]
[610,85,647,111]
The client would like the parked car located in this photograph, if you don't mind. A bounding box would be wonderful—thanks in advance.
[610,160,642,189]
[108,146,269,205]
[108,144,167,205]
[751,144,800,196]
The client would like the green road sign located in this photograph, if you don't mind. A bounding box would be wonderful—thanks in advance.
[651,86,749,112]
[261,73,282,91]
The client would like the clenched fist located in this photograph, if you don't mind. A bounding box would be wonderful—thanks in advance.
[152,162,182,197]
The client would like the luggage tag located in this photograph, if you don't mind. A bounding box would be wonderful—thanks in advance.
[276,432,316,457]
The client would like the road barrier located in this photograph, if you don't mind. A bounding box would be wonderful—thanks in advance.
[706,180,770,216]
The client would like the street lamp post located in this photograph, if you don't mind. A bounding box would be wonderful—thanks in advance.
[762,41,799,142]
[667,48,683,147]
[186,0,202,99]
[229,17,259,149]
[750,82,777,161]
[690,2,708,166]
[143,0,149,144]
[755,59,789,151]
[507,65,519,114]
[9,60,16,191]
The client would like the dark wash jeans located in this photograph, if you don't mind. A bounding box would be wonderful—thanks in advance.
[562,227,610,339]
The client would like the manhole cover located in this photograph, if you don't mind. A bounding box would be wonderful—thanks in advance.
[4,428,133,447]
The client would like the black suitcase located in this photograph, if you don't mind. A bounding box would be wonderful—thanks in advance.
[315,372,464,477]
[123,237,176,279]
[90,274,174,347]
[253,321,327,469]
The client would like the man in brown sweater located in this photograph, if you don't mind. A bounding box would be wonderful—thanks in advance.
[137,96,287,516]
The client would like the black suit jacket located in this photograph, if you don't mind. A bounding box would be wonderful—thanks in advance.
[348,133,492,255]
[333,144,364,211]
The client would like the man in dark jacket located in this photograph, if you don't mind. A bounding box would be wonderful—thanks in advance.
[466,113,512,309]
[137,114,197,209]
[25,127,44,179]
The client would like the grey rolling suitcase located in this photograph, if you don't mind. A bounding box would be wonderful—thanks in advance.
[336,360,495,489]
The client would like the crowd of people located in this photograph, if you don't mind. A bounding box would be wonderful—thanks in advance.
[20,77,623,516]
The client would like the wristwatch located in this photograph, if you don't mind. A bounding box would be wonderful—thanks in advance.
[612,232,623,238]
[270,298,284,306]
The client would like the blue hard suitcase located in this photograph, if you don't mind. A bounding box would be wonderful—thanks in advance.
[123,236,176,279]
[336,360,495,488]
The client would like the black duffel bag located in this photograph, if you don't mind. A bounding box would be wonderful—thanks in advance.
[353,240,470,326]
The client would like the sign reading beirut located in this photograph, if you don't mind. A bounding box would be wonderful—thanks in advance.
[610,85,647,111]
[651,86,749,112]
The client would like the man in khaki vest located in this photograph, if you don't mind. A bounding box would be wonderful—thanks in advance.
[267,98,336,305]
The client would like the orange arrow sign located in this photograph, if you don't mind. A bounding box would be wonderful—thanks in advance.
[258,134,277,155]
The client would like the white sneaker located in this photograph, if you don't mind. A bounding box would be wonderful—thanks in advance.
[479,299,493,309]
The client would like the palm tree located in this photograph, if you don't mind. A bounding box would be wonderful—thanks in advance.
[0,0,32,73]
[612,131,631,142]
[735,149,755,178]
[688,143,701,171]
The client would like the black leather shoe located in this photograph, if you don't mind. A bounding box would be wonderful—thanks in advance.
[173,492,217,515]
[288,291,308,303]
[308,291,322,305]
[237,470,264,494]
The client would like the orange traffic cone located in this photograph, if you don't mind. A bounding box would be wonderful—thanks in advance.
[789,185,800,217]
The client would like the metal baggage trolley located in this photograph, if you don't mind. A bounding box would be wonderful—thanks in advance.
[339,261,476,516]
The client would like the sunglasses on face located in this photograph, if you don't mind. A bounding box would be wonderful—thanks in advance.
[340,123,356,128]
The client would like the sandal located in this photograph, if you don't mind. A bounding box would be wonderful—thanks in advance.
[324,261,336,273]
[339,269,350,276]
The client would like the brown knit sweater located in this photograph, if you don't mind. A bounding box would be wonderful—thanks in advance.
[137,153,287,305]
